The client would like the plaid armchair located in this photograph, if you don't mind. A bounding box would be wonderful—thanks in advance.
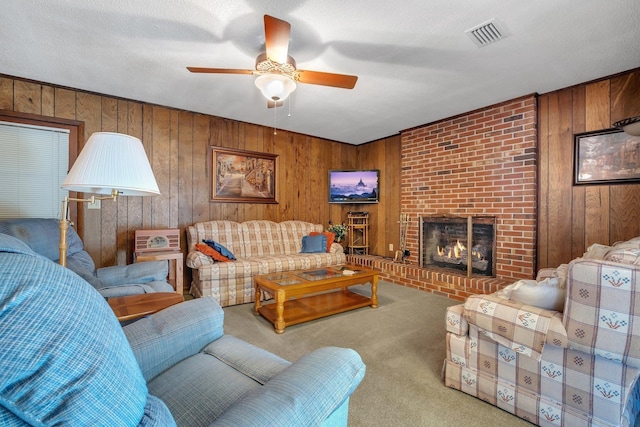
[444,239,640,426]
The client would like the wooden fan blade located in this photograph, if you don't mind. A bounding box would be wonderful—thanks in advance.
[187,67,255,75]
[264,15,291,64]
[296,70,358,89]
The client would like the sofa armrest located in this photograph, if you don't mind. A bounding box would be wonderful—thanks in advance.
[97,260,168,286]
[445,304,467,335]
[123,297,224,382]
[186,250,217,268]
[464,294,567,358]
[329,242,344,254]
[211,347,366,427]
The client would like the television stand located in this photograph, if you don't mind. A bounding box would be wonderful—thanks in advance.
[347,212,369,255]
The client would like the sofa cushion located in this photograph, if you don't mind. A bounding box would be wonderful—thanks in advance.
[66,251,105,289]
[278,220,323,254]
[147,352,261,426]
[124,297,225,382]
[203,335,290,385]
[0,233,154,426]
[204,239,237,260]
[240,220,283,257]
[301,234,327,253]
[212,347,366,427]
[196,242,232,262]
[0,217,85,261]
[310,231,335,253]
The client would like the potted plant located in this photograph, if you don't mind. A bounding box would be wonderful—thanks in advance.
[328,221,348,243]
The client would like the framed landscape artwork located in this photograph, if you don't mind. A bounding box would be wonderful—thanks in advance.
[574,129,640,185]
[210,146,278,203]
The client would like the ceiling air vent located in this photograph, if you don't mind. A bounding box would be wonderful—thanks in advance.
[465,19,507,47]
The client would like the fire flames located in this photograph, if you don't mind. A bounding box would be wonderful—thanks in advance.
[437,240,485,261]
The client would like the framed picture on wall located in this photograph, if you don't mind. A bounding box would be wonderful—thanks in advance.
[209,146,278,203]
[574,129,640,185]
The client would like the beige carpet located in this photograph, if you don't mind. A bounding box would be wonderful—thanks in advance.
[222,281,532,426]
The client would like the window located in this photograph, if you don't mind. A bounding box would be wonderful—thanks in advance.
[0,121,70,219]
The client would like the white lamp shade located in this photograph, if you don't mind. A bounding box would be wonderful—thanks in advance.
[254,74,297,102]
[62,132,160,196]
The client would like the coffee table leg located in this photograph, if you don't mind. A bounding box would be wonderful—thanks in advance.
[371,276,379,308]
[254,283,262,315]
[274,289,286,334]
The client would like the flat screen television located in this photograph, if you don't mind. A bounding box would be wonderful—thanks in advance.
[328,169,379,204]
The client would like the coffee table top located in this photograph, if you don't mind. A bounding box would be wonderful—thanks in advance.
[107,292,184,321]
[255,265,375,288]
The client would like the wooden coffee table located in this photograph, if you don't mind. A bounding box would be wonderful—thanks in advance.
[254,265,378,333]
[108,292,184,321]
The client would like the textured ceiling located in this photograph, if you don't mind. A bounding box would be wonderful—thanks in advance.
[2,0,640,144]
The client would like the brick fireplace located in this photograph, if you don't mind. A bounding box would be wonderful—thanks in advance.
[349,94,537,301]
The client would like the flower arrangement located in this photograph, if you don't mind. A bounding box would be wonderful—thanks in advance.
[328,221,348,242]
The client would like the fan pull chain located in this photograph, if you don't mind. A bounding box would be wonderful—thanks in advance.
[273,103,277,135]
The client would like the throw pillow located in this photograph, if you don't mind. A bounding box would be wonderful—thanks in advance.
[506,278,566,311]
[309,231,335,252]
[581,243,612,260]
[300,234,327,253]
[196,243,231,262]
[202,239,236,260]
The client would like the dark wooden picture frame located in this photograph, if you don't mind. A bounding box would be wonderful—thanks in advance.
[574,128,640,185]
[210,146,278,203]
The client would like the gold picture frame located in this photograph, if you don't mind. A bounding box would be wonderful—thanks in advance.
[210,146,278,203]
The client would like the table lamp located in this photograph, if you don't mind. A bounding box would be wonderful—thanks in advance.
[59,132,160,266]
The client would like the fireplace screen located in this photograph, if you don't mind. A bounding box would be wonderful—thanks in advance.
[420,216,496,277]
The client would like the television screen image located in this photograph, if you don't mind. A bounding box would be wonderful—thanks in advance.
[329,170,379,204]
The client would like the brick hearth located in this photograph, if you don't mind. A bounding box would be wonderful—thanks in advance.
[346,254,511,301]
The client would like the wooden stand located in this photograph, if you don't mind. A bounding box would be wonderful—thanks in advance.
[135,251,184,294]
[347,212,369,255]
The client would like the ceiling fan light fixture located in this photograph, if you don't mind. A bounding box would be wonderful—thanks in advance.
[255,74,297,102]
[613,116,640,136]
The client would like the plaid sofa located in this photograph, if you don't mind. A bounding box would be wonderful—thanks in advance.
[186,220,346,306]
[444,255,640,426]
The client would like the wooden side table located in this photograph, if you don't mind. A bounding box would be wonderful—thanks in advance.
[108,292,184,322]
[135,250,184,294]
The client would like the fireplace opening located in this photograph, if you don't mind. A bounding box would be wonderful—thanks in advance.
[420,216,496,277]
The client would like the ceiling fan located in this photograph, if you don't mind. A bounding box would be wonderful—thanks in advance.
[187,15,358,107]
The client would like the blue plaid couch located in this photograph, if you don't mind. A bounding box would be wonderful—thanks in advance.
[0,233,366,426]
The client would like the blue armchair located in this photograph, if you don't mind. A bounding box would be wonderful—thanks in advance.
[0,233,366,426]
[0,218,174,297]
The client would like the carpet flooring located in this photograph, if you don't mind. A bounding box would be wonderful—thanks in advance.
[221,281,532,426]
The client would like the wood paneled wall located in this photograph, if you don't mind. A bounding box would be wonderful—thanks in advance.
[5,67,636,280]
[0,75,401,273]
[537,69,640,268]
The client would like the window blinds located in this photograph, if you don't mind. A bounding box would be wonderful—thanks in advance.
[0,121,70,219]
